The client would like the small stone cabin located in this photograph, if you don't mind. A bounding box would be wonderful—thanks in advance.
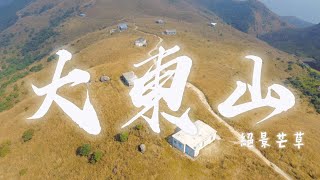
[164,29,176,35]
[171,120,217,158]
[118,23,128,31]
[135,38,147,47]
[121,71,137,86]
[156,19,164,24]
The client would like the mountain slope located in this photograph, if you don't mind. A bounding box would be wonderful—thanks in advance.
[0,0,34,32]
[280,16,315,28]
[194,0,292,36]
[260,23,320,64]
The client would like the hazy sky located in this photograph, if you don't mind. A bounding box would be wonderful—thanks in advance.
[259,0,320,24]
[0,0,13,7]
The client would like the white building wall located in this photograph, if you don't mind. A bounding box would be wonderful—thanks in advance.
[172,137,185,153]
[193,134,216,157]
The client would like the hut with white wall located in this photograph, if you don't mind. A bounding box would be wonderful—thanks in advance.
[121,71,137,87]
[135,38,147,47]
[164,29,176,35]
[118,23,128,31]
[171,120,217,158]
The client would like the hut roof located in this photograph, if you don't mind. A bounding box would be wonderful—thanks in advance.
[118,23,128,29]
[172,120,217,150]
[165,29,176,33]
[122,71,137,80]
[135,38,146,43]
[156,19,164,23]
[100,75,110,82]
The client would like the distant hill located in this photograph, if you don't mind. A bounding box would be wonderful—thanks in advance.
[0,0,34,32]
[260,23,320,66]
[195,0,292,36]
[280,16,315,28]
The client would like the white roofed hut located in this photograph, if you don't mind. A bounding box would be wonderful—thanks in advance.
[100,75,110,82]
[156,19,165,24]
[118,23,128,31]
[171,120,217,158]
[79,13,86,17]
[135,38,147,47]
[121,71,137,87]
[164,29,176,35]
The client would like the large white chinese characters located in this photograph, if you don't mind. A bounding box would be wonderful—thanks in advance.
[218,55,295,124]
[28,50,101,135]
[122,46,197,135]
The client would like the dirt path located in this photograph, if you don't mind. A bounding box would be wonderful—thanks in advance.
[133,24,292,180]
[186,83,292,180]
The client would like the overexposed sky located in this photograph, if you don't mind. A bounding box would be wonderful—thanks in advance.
[259,0,320,24]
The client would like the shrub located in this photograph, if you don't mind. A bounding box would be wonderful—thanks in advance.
[288,71,320,113]
[119,132,129,142]
[0,141,11,157]
[47,54,58,62]
[135,124,143,130]
[76,144,91,157]
[22,129,34,142]
[30,64,43,72]
[89,151,103,164]
[19,168,28,176]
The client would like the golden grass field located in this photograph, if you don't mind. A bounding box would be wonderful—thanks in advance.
[0,0,319,179]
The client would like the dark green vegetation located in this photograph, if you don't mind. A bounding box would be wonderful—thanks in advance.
[21,28,58,56]
[30,64,43,72]
[288,65,320,113]
[0,0,34,32]
[135,124,143,130]
[305,60,320,71]
[0,7,77,112]
[0,140,11,157]
[47,54,58,62]
[0,33,14,48]
[21,7,77,57]
[19,168,28,176]
[20,3,54,17]
[76,144,103,164]
[22,129,35,142]
[89,151,103,164]
[0,82,23,112]
[118,132,129,142]
[77,144,92,157]
[260,24,320,65]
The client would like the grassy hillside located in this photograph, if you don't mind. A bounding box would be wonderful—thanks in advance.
[0,0,319,179]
